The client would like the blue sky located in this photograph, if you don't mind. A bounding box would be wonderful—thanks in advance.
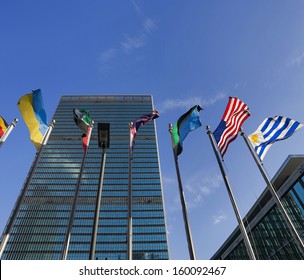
[1,0,304,260]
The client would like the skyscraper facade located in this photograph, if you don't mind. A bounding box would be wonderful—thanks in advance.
[212,155,304,260]
[0,95,169,260]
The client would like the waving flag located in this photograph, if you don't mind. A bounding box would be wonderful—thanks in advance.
[213,97,250,157]
[73,109,93,153]
[248,116,303,160]
[0,116,8,139]
[18,89,48,149]
[131,110,159,149]
[73,109,92,134]
[172,105,202,156]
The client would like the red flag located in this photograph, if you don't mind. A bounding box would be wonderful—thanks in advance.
[0,116,8,138]
[82,126,92,153]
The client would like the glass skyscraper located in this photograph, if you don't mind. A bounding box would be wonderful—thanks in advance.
[0,95,169,260]
[212,155,304,260]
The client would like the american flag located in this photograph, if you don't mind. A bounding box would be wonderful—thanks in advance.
[131,110,159,150]
[213,97,250,157]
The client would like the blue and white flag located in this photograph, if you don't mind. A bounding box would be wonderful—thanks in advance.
[248,116,303,160]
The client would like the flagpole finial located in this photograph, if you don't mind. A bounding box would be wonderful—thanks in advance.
[90,120,94,126]
[50,119,56,127]
[129,122,133,129]
[206,125,211,133]
[168,123,173,133]
[11,118,18,127]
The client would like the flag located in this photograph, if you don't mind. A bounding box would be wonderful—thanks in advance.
[172,105,202,156]
[248,116,304,160]
[131,110,159,149]
[73,109,93,153]
[17,89,48,149]
[213,97,250,157]
[0,116,8,139]
[82,126,92,153]
[73,109,92,134]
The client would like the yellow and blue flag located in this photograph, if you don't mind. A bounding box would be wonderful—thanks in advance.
[17,89,48,149]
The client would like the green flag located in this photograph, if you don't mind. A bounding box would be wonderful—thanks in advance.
[73,109,92,134]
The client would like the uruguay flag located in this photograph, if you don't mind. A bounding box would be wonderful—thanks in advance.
[248,116,304,160]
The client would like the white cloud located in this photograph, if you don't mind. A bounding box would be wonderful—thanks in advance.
[132,0,142,15]
[213,214,227,225]
[121,17,157,53]
[99,48,117,63]
[99,48,118,76]
[121,33,146,53]
[202,92,226,107]
[157,92,226,113]
[163,172,222,213]
[157,97,203,113]
[184,172,223,209]
[286,52,304,67]
[143,18,157,33]
[162,176,176,185]
[120,1,157,53]
[99,1,157,73]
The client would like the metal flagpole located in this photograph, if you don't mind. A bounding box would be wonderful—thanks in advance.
[206,126,256,260]
[127,122,133,260]
[169,124,196,260]
[61,121,94,260]
[241,130,304,256]
[0,118,18,147]
[89,144,106,260]
[0,119,56,258]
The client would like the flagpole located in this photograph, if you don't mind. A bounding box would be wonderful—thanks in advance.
[241,130,304,256]
[0,118,18,146]
[206,125,256,260]
[89,143,106,260]
[61,121,94,260]
[0,119,55,258]
[169,123,196,260]
[127,122,133,260]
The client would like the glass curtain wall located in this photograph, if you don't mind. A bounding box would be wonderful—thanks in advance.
[1,95,169,260]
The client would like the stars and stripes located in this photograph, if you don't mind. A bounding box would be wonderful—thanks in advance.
[213,97,250,157]
[248,116,304,160]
